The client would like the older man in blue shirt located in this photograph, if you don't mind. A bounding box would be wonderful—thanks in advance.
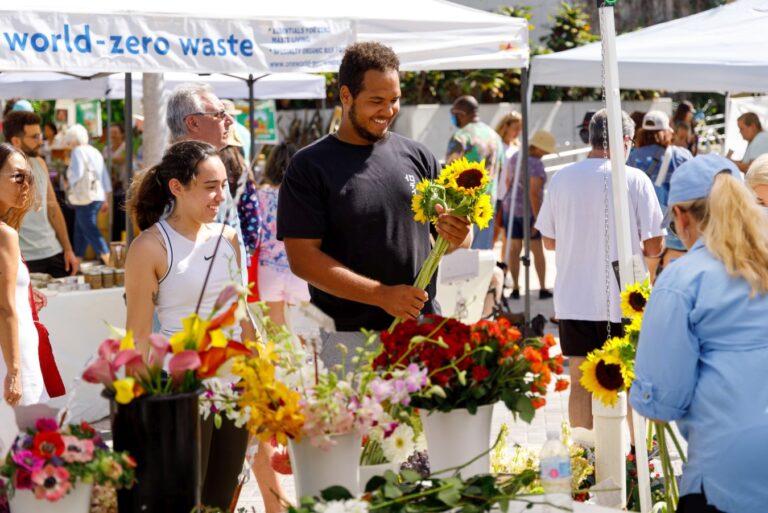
[630,154,768,513]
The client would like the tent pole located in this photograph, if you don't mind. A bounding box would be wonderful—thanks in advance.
[520,66,531,327]
[598,2,650,510]
[125,72,134,246]
[248,74,256,168]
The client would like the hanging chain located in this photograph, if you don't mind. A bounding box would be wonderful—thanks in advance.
[599,5,612,341]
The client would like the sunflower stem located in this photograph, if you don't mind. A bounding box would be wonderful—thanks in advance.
[388,236,450,333]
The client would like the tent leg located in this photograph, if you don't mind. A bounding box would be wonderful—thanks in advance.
[248,74,256,168]
[520,66,531,326]
[125,72,134,246]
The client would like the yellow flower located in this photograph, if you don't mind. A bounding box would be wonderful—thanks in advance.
[209,329,228,349]
[170,314,210,353]
[471,194,493,229]
[411,193,429,224]
[119,331,135,351]
[625,315,642,335]
[113,377,137,405]
[579,351,629,407]
[438,157,490,195]
[620,282,649,318]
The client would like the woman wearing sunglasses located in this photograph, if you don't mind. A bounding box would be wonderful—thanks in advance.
[0,143,45,407]
[630,154,768,512]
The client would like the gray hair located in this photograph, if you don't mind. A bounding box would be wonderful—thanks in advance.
[589,108,635,149]
[66,124,90,146]
[166,82,214,140]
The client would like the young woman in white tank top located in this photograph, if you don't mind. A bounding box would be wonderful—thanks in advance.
[124,141,255,344]
[124,140,288,512]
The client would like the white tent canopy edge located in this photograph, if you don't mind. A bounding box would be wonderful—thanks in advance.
[530,0,768,93]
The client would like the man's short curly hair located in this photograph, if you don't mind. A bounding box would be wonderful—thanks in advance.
[338,42,400,98]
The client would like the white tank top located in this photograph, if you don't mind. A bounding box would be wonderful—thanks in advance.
[0,254,46,406]
[155,220,241,340]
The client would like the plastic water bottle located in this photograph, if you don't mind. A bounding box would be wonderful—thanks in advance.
[540,430,572,512]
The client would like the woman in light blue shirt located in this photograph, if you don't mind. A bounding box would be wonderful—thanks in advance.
[630,154,768,513]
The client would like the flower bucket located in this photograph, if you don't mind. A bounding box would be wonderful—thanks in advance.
[200,413,250,509]
[288,432,362,499]
[108,390,201,513]
[359,462,400,493]
[421,404,494,477]
[10,483,92,513]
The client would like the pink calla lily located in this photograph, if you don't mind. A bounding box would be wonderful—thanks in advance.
[97,339,121,360]
[147,334,170,368]
[113,350,148,379]
[82,358,116,386]
[213,284,240,311]
[169,351,201,383]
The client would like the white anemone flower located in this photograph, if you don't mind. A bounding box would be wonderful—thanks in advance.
[381,424,416,464]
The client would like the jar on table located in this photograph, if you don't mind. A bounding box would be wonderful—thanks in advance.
[84,270,102,290]
[114,269,125,287]
[101,268,115,289]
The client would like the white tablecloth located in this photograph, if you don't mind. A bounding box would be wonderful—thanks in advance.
[40,287,126,423]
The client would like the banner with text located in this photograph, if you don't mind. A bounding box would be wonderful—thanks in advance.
[0,12,354,73]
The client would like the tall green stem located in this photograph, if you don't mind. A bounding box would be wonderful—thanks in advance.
[388,236,451,332]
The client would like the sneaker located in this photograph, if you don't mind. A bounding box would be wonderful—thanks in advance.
[539,289,553,300]
[511,288,520,300]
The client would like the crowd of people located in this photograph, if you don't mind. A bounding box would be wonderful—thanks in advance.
[1,39,768,512]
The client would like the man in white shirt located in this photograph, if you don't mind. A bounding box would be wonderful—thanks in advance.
[728,112,768,173]
[535,109,664,429]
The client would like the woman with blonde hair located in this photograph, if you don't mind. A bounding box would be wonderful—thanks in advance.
[494,111,523,247]
[0,143,45,406]
[746,153,768,207]
[630,154,768,513]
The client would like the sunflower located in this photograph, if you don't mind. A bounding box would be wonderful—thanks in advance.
[620,282,650,318]
[411,193,429,224]
[580,351,630,407]
[438,157,490,195]
[471,194,493,229]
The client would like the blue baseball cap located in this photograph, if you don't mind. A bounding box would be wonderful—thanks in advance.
[661,153,742,228]
[11,99,34,112]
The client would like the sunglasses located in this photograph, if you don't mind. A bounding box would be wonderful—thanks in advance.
[186,110,229,121]
[668,219,678,238]
[4,172,30,184]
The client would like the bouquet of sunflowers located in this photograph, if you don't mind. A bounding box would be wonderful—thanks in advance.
[390,157,493,331]
[579,278,649,406]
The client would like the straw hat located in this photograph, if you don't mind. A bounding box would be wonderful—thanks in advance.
[529,130,557,154]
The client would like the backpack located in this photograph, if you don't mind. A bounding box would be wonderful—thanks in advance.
[66,148,103,206]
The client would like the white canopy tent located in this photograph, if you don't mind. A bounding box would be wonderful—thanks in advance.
[0,1,528,73]
[530,0,768,93]
[0,72,327,100]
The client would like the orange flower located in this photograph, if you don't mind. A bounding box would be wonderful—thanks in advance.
[555,379,570,392]
[543,334,557,348]
[524,346,542,364]
[531,397,546,409]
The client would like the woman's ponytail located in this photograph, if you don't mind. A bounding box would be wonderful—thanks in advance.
[126,166,170,231]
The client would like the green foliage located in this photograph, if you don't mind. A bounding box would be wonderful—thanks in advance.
[289,467,540,513]
[541,2,599,52]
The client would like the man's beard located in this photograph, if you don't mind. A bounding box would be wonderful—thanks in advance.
[22,143,38,157]
[349,102,387,143]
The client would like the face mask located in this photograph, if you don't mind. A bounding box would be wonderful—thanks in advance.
[450,113,458,128]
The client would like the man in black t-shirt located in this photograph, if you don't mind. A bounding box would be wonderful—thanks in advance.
[277,42,471,338]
